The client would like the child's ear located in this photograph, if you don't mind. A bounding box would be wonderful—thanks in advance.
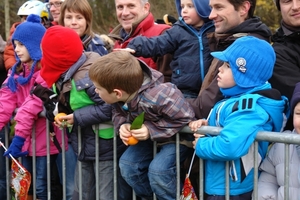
[113,89,123,99]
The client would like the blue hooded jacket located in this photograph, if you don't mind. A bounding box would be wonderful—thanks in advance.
[127,0,214,96]
[175,0,211,22]
[195,83,289,195]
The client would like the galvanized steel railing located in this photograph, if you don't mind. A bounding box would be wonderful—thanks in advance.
[1,123,300,200]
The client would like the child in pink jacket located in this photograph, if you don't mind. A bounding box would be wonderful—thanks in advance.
[2,14,67,200]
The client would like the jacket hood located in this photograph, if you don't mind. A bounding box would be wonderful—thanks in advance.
[260,96,288,132]
[175,0,211,22]
[127,60,164,109]
[138,59,164,92]
[249,84,289,132]
[227,17,272,40]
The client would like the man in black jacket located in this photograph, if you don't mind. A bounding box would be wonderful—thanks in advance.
[186,1,273,198]
[269,0,300,131]
[188,0,272,120]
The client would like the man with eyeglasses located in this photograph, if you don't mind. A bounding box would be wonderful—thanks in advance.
[47,0,64,24]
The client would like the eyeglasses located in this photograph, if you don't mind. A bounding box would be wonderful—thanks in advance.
[46,1,63,9]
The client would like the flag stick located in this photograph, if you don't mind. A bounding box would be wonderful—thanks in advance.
[0,141,26,173]
[188,109,213,177]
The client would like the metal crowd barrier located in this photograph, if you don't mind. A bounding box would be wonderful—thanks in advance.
[1,123,300,200]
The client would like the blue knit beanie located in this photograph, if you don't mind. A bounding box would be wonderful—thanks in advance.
[7,14,46,92]
[211,36,275,88]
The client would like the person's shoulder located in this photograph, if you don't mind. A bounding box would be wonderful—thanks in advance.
[0,35,6,52]
[10,22,21,30]
[154,23,170,30]
[92,34,105,45]
[151,23,171,34]
[98,34,114,53]
[84,51,101,62]
[145,82,182,99]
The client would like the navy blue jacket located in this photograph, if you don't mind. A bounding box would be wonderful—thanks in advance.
[127,20,214,95]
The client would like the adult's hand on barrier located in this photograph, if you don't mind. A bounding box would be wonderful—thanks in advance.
[3,135,28,158]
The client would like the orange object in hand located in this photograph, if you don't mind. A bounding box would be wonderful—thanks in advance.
[54,113,67,122]
[127,136,139,145]
[127,112,144,145]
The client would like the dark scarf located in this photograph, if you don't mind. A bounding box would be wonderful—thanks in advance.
[81,34,93,50]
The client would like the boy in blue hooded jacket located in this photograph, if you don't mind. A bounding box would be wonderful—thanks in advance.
[189,36,289,200]
[122,0,214,98]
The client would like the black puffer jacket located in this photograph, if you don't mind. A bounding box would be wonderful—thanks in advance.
[269,26,300,131]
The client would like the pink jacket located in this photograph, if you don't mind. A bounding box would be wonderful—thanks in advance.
[0,68,68,156]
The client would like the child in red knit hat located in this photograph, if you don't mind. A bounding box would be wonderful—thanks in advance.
[39,25,121,200]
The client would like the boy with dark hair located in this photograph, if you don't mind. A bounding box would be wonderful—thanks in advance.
[89,51,195,199]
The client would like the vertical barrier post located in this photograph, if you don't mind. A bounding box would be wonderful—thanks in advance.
[95,124,100,200]
[32,126,37,200]
[253,141,259,200]
[5,125,10,200]
[78,127,82,200]
[284,144,290,200]
[176,133,180,199]
[113,129,117,200]
[61,127,66,200]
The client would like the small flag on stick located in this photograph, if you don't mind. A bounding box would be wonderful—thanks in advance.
[180,109,213,200]
[0,141,31,200]
[180,151,198,200]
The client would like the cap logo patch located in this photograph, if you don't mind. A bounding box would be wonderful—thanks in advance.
[236,57,246,73]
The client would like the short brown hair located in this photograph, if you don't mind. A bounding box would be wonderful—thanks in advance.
[89,51,144,94]
[229,0,256,18]
[59,0,93,36]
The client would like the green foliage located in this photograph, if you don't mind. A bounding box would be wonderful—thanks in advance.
[256,0,282,33]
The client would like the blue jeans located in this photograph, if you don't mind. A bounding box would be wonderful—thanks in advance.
[56,143,76,200]
[0,128,7,200]
[119,140,189,200]
[72,160,114,200]
[22,155,57,200]
[206,191,252,200]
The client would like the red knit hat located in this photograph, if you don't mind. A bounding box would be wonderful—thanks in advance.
[40,25,83,87]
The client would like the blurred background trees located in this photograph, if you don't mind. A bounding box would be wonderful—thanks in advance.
[0,0,281,41]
